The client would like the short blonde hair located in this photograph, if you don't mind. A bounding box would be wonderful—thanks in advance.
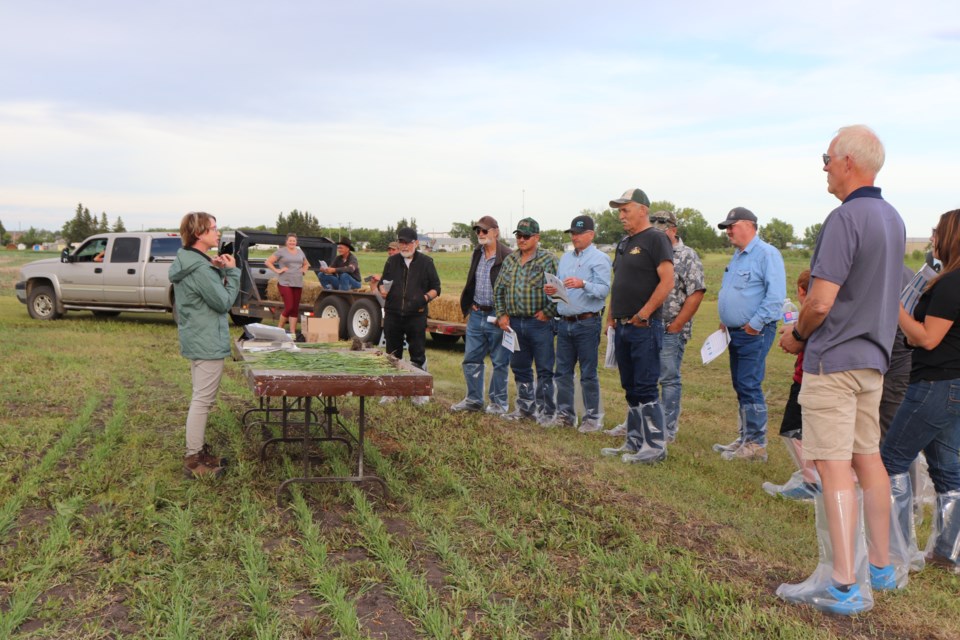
[179,212,216,247]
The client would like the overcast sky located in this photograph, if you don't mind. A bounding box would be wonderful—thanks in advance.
[2,1,958,238]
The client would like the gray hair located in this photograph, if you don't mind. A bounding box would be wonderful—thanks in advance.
[834,125,885,175]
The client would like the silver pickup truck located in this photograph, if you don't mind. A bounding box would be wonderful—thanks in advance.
[15,232,183,320]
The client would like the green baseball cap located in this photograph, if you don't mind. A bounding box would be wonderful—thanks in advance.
[609,188,651,208]
[513,217,540,235]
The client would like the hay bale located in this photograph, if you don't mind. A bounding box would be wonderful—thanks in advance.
[429,294,466,323]
[265,278,324,305]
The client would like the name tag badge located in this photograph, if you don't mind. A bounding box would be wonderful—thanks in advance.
[487,315,498,324]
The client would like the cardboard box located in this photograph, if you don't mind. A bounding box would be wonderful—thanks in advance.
[306,317,340,343]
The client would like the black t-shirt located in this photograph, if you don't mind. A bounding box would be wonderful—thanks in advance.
[610,228,673,320]
[911,269,960,383]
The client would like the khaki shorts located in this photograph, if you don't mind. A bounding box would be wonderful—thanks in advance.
[799,368,883,461]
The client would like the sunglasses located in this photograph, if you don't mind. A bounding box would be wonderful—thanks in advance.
[474,228,489,235]
[515,233,533,240]
[822,153,832,166]
[649,217,674,225]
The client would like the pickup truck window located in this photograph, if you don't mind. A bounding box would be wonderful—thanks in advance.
[150,237,182,259]
[111,237,141,263]
[77,238,108,262]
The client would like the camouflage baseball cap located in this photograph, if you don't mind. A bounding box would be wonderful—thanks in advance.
[513,218,540,235]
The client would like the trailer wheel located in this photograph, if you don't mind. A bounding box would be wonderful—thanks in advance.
[315,296,349,339]
[347,298,382,344]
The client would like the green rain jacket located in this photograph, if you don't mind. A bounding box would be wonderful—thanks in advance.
[168,247,241,360]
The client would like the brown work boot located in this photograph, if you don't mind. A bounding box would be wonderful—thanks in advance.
[200,443,228,468]
[183,453,225,479]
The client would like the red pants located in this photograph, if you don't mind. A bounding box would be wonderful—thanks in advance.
[277,285,303,318]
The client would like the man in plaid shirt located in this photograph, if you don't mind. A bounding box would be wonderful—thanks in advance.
[494,217,560,424]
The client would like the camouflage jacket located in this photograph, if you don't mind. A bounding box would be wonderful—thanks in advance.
[663,238,706,341]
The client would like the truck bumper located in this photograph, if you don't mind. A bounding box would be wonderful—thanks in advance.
[15,281,27,304]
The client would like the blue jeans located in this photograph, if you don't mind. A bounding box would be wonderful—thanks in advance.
[509,315,556,417]
[728,323,776,446]
[881,379,960,494]
[659,331,687,439]
[615,319,663,406]
[319,273,361,290]
[555,315,602,423]
[462,309,511,410]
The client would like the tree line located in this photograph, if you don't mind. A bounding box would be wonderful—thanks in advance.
[5,203,824,253]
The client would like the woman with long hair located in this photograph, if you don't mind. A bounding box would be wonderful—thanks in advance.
[881,209,960,573]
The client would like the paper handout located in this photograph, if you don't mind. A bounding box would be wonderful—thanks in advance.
[544,273,570,305]
[701,328,731,365]
[900,264,937,315]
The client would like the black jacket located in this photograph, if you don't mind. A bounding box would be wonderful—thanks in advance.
[381,251,441,316]
[459,241,512,315]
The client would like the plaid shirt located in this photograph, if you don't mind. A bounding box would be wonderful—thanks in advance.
[494,246,559,318]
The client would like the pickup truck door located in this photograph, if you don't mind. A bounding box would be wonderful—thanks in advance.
[143,236,181,306]
[101,237,144,304]
[59,237,107,303]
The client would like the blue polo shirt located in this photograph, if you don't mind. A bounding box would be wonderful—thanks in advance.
[718,235,786,331]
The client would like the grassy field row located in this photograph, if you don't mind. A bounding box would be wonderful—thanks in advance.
[1,250,956,639]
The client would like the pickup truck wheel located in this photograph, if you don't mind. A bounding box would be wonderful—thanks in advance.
[430,332,461,345]
[347,298,382,344]
[92,311,121,318]
[27,285,63,320]
[315,296,349,339]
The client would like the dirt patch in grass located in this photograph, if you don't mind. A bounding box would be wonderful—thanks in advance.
[355,583,419,639]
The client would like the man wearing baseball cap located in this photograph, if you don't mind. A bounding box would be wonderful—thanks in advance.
[600,188,675,464]
[452,216,514,414]
[712,207,786,462]
[493,217,559,424]
[544,214,612,432]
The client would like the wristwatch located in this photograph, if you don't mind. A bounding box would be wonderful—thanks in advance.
[791,327,807,342]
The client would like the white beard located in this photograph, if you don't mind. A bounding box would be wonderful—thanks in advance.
[477,237,490,246]
[400,249,415,258]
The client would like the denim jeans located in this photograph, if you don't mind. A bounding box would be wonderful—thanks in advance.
[881,379,960,494]
[319,272,361,290]
[509,315,556,417]
[728,323,776,446]
[659,331,687,439]
[555,315,602,423]
[462,309,511,410]
[615,319,663,406]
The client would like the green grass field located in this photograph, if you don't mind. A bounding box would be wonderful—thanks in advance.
[1,249,956,639]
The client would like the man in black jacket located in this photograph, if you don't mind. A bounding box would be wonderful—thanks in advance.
[451,216,513,414]
[379,227,441,404]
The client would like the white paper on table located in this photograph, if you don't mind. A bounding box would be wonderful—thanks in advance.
[900,264,937,315]
[244,323,293,342]
[603,325,617,369]
[700,328,731,364]
[501,327,518,352]
[544,273,570,304]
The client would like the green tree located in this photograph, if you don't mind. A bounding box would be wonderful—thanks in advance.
[760,217,795,250]
[0,219,8,245]
[113,216,127,232]
[648,200,726,252]
[276,209,321,237]
[20,227,53,246]
[538,229,565,253]
[61,203,99,243]
[98,212,110,233]
[451,222,479,249]
[802,223,822,247]
[395,217,417,233]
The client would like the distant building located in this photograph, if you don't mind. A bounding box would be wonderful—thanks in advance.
[905,237,930,255]
[431,237,472,252]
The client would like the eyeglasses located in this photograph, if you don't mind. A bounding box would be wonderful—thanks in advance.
[397,240,414,246]
[474,228,489,235]
[515,233,533,240]
[822,153,831,166]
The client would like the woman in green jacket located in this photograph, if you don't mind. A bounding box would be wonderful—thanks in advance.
[169,212,240,478]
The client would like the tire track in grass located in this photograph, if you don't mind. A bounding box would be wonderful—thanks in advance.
[0,395,99,541]
[0,388,130,635]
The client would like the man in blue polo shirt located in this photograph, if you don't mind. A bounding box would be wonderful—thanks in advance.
[713,207,786,462]
[545,214,612,432]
